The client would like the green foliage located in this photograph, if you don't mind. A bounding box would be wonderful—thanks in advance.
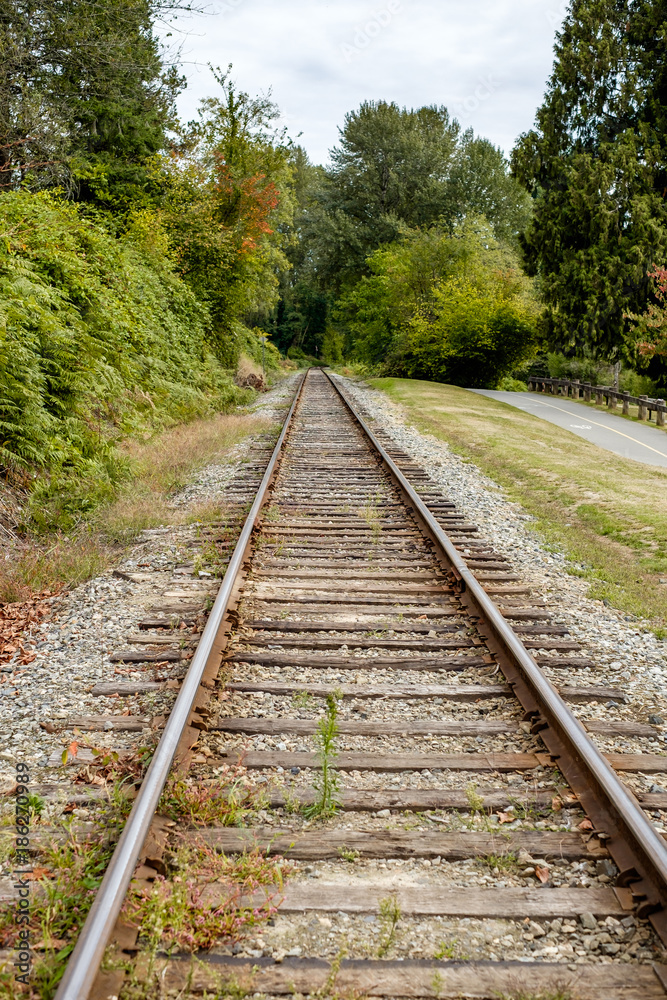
[498,377,529,391]
[165,67,295,362]
[377,894,401,957]
[0,0,184,207]
[0,190,247,527]
[544,352,663,395]
[511,0,667,363]
[305,692,341,819]
[339,219,537,387]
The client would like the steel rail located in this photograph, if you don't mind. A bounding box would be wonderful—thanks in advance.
[325,369,667,937]
[55,372,307,1000]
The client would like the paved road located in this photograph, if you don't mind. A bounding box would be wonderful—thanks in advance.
[471,390,667,469]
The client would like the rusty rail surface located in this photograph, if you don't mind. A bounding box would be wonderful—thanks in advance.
[54,372,306,1000]
[326,369,667,942]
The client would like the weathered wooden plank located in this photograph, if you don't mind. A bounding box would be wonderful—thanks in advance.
[264,787,566,812]
[125,633,200,645]
[248,604,460,617]
[227,653,489,670]
[68,715,147,732]
[109,650,182,663]
[199,827,602,861]
[606,754,667,772]
[251,581,450,596]
[214,717,515,736]
[220,751,540,772]
[226,681,512,700]
[138,617,199,629]
[533,657,596,669]
[245,618,569,636]
[48,747,128,766]
[143,956,667,1000]
[500,609,552,620]
[217,883,632,919]
[225,679,625,704]
[241,636,475,650]
[92,682,164,696]
[221,749,667,773]
[560,684,627,703]
[584,719,657,736]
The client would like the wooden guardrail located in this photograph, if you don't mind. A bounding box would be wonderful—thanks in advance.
[527,376,667,426]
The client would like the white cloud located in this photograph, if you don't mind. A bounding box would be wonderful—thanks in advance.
[165,0,567,164]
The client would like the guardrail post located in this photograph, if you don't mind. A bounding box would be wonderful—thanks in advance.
[583,382,591,402]
[622,392,630,416]
[657,401,665,427]
[572,379,580,400]
[595,387,603,405]
[560,381,567,397]
[607,390,615,410]
[639,395,648,420]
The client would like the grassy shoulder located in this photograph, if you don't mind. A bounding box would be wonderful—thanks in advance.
[1,407,277,604]
[371,377,667,630]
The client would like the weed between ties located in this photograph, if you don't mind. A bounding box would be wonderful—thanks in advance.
[305,691,342,819]
[377,895,401,957]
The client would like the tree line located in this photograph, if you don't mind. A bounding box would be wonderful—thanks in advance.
[2,0,667,509]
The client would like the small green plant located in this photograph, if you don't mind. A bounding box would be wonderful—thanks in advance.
[280,787,303,814]
[479,851,520,874]
[263,504,281,523]
[27,792,45,819]
[123,842,289,969]
[292,690,314,710]
[304,692,341,820]
[377,895,401,957]
[465,782,485,815]
[159,771,259,827]
[360,491,383,546]
[314,947,348,1000]
[338,846,360,862]
[434,938,469,961]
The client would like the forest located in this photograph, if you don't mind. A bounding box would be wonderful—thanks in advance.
[1,0,667,509]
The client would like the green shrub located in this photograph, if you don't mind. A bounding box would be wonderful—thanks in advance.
[498,376,529,391]
[406,277,536,388]
[0,191,250,528]
[339,218,537,386]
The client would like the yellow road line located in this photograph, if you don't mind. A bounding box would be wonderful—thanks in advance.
[526,396,667,460]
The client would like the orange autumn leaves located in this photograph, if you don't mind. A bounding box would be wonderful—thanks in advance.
[213,156,280,256]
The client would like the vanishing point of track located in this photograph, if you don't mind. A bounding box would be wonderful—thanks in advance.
[57,368,667,999]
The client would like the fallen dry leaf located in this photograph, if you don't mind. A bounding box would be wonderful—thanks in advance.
[24,867,52,881]
[497,811,514,824]
[535,865,550,883]
[578,818,594,831]
[551,796,563,811]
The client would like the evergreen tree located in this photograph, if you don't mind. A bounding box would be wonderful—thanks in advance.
[308,100,461,291]
[511,0,667,361]
[0,0,184,205]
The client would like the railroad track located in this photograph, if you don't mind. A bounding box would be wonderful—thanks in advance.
[52,367,667,998]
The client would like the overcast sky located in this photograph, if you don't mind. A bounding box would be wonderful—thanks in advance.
[165,0,568,166]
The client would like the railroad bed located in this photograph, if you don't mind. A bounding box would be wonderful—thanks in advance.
[47,370,667,997]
